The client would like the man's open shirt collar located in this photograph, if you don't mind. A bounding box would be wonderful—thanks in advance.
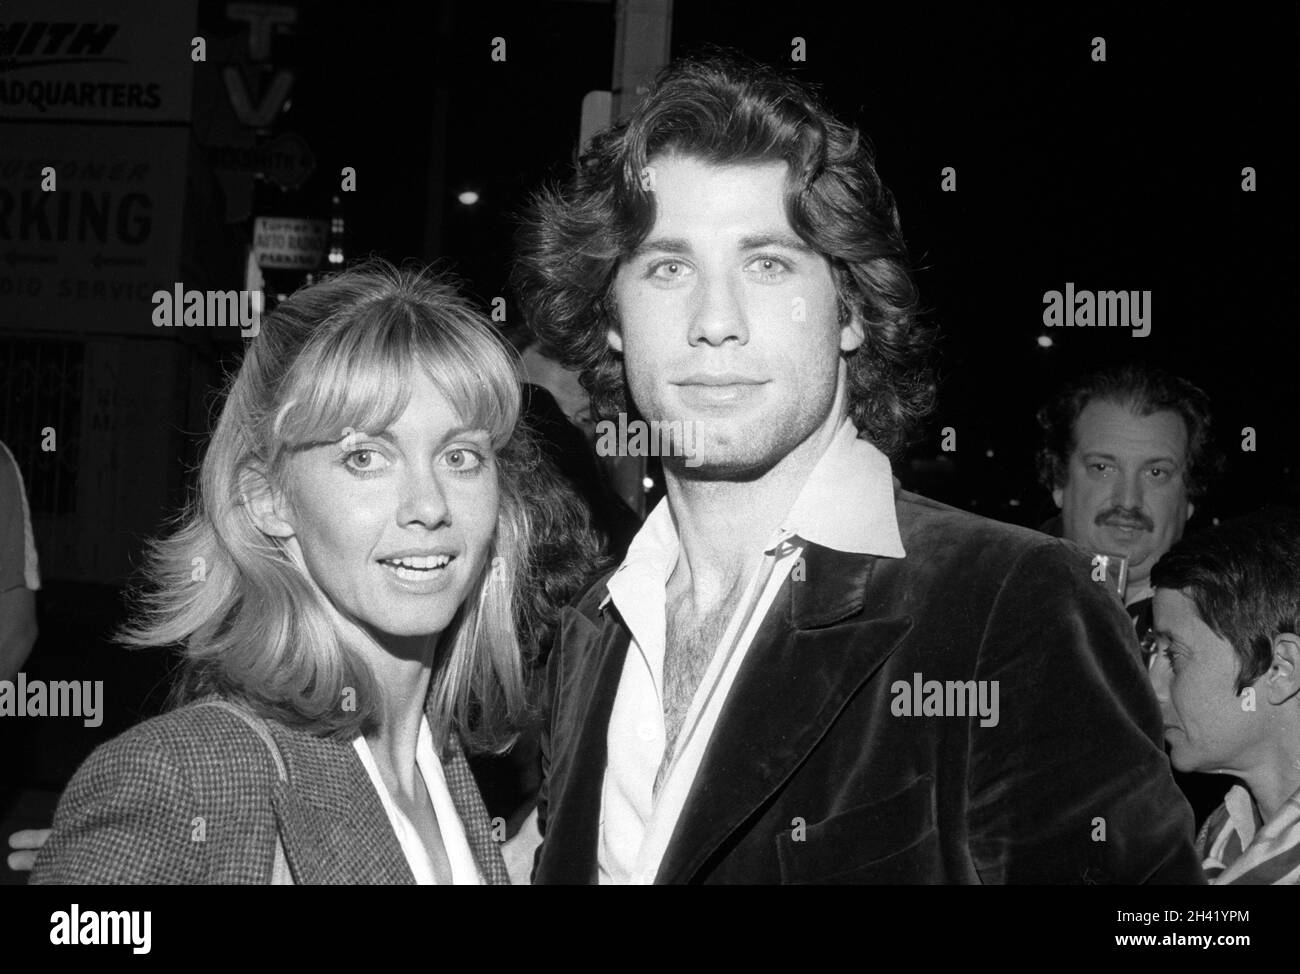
[602,417,905,610]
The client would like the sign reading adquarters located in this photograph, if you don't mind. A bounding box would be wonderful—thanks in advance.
[0,0,198,123]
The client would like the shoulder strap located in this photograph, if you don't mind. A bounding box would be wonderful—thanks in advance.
[197,700,295,885]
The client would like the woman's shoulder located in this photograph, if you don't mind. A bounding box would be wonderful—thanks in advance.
[98,697,366,817]
[30,698,308,884]
[45,697,325,842]
[87,697,295,774]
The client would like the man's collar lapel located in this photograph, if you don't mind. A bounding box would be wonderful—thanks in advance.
[535,603,633,883]
[655,542,912,884]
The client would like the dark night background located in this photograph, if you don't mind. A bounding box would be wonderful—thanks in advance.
[1,0,1296,876]
[270,0,1299,522]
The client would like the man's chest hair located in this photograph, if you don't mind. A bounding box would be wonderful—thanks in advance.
[660,578,747,763]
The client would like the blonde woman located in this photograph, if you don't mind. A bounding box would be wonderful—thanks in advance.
[31,261,598,884]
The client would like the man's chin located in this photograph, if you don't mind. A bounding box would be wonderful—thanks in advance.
[661,423,776,478]
[1096,524,1152,552]
[1089,533,1153,568]
[665,450,776,482]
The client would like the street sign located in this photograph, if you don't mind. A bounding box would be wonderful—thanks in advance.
[209,132,315,190]
[252,216,327,270]
[0,0,198,123]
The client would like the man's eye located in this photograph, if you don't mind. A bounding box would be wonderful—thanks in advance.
[1148,468,1169,480]
[745,255,790,278]
[648,260,691,281]
[1090,462,1113,474]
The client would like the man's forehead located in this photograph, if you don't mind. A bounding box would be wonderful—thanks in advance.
[646,151,790,181]
[642,154,790,213]
[627,154,827,265]
[1073,398,1189,459]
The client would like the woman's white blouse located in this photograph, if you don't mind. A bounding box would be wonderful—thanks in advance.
[352,716,484,885]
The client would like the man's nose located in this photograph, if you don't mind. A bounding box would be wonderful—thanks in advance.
[687,274,748,346]
[1112,470,1144,512]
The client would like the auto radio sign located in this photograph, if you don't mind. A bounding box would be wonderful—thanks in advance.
[252,216,326,270]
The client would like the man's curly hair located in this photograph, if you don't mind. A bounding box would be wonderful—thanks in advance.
[1035,363,1222,500]
[512,51,936,459]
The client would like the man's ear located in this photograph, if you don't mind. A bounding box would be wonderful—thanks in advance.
[1264,633,1300,706]
[1187,500,1196,522]
[241,467,295,539]
[605,322,624,354]
[602,289,625,354]
[1052,486,1064,510]
[839,309,865,353]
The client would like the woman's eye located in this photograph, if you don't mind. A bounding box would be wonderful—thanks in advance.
[343,449,389,473]
[444,448,484,472]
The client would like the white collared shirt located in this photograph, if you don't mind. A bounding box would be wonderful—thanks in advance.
[352,716,484,885]
[597,417,906,884]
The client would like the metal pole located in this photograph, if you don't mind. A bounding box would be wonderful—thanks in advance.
[605,0,672,517]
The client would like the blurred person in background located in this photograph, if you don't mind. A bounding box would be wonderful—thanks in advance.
[0,438,40,683]
[1036,363,1220,651]
[1149,508,1300,884]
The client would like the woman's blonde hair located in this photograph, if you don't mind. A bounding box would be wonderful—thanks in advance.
[120,260,545,752]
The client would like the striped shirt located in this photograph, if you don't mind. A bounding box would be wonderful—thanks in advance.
[1197,782,1300,884]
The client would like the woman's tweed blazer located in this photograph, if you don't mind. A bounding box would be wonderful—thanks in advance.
[30,694,511,884]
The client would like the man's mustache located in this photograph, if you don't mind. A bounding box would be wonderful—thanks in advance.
[1096,507,1154,532]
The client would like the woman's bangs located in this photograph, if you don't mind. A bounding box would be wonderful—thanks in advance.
[272,296,519,455]
[273,316,415,452]
[409,310,520,450]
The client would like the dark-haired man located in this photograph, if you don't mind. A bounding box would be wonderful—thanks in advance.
[516,54,1201,883]
[1149,509,1300,884]
[1036,364,1219,651]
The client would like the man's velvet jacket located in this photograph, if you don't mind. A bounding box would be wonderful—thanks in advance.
[533,489,1204,884]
